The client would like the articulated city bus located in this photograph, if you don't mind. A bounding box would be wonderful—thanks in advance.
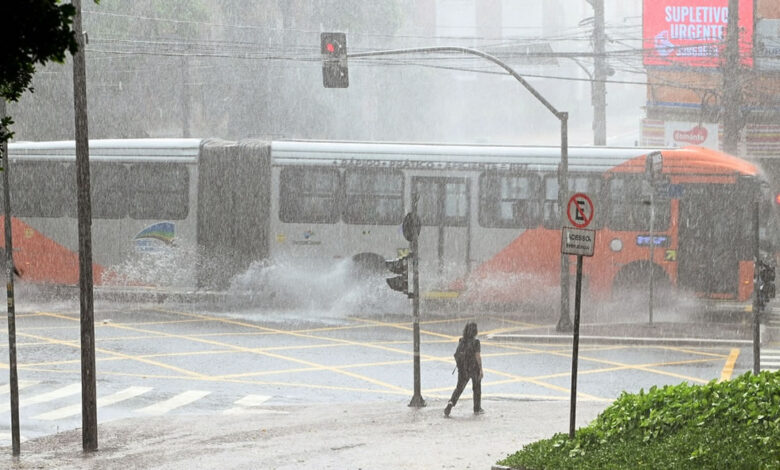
[3,139,775,304]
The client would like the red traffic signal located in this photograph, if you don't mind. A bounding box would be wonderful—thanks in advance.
[320,32,348,88]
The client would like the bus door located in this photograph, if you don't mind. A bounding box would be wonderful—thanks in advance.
[677,184,748,296]
[412,177,470,290]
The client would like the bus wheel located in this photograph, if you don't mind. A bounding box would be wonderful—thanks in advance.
[350,253,386,280]
[612,262,671,305]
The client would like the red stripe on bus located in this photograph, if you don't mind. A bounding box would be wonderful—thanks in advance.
[0,217,105,285]
[460,228,561,303]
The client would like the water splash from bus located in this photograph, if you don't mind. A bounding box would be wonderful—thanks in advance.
[225,258,409,318]
[101,242,199,288]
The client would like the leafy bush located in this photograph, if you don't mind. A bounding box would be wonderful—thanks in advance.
[499,370,780,469]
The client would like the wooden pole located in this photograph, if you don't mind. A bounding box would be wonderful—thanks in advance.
[1,100,21,456]
[71,0,98,451]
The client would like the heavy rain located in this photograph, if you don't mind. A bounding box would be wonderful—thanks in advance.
[0,1,779,468]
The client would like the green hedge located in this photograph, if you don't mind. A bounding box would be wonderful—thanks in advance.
[498,371,780,469]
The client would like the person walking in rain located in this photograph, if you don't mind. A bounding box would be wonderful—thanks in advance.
[444,321,483,417]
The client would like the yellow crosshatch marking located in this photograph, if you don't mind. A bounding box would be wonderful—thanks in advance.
[0,308,743,402]
[719,348,740,382]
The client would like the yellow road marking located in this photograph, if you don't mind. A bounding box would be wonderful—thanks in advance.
[483,340,722,385]
[152,307,454,362]
[91,316,409,394]
[11,308,740,399]
[152,308,608,399]
[719,348,740,382]
[19,331,210,379]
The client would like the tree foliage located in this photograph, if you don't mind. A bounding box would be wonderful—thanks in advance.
[0,1,97,142]
[1,0,79,102]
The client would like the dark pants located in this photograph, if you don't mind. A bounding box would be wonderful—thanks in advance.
[449,370,481,412]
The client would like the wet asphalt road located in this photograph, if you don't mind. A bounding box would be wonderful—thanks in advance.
[0,299,759,445]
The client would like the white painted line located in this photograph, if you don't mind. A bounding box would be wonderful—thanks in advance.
[0,383,80,413]
[222,394,282,415]
[223,407,288,415]
[234,395,271,407]
[0,381,39,395]
[136,390,210,416]
[33,386,152,421]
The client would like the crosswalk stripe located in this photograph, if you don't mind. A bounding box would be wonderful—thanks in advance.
[33,386,152,421]
[223,394,279,415]
[234,395,271,407]
[0,381,39,395]
[135,390,210,416]
[0,383,80,413]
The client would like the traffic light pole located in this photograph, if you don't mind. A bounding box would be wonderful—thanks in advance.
[348,46,571,331]
[409,197,425,408]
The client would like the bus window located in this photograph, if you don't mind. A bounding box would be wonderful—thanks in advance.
[9,162,74,218]
[414,178,468,227]
[279,167,340,224]
[343,169,403,225]
[607,176,669,231]
[542,174,602,229]
[128,164,189,220]
[479,173,540,228]
[90,163,128,219]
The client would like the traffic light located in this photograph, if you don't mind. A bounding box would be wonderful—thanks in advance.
[385,253,411,296]
[757,259,776,308]
[756,259,776,309]
[321,32,348,88]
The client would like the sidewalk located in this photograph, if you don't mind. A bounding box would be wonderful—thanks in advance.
[1,400,609,470]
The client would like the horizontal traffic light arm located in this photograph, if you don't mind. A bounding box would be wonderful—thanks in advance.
[346,46,561,119]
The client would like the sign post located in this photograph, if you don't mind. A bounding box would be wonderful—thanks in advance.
[562,193,596,438]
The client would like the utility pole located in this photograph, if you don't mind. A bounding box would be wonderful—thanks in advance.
[71,0,98,452]
[590,0,607,146]
[722,0,741,155]
[180,56,190,138]
[1,100,21,456]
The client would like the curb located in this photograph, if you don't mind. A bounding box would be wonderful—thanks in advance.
[487,333,754,348]
[92,287,231,304]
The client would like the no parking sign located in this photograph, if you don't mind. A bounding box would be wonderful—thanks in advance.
[566,193,594,229]
[562,193,595,257]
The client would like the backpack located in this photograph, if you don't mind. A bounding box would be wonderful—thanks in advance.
[454,337,473,371]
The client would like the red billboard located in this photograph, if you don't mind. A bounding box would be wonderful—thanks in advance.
[643,0,753,67]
